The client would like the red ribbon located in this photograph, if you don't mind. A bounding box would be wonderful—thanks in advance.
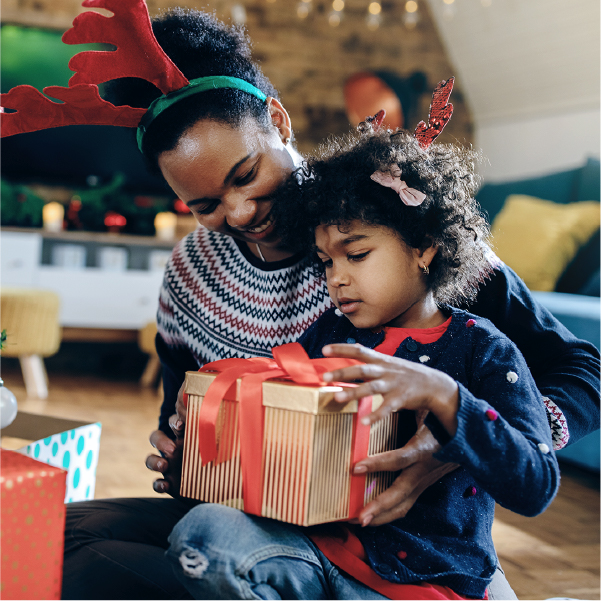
[194,342,372,518]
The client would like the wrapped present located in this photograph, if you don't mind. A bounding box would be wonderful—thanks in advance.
[1,449,67,600]
[181,343,399,526]
[1,411,101,502]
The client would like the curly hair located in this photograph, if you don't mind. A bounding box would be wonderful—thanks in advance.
[272,127,491,305]
[103,9,278,173]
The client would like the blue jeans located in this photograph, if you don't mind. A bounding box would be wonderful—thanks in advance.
[166,504,517,600]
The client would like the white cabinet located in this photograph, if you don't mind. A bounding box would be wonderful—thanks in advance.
[1,230,42,286]
[1,228,173,330]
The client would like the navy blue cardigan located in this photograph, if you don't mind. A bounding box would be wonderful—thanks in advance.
[298,306,560,598]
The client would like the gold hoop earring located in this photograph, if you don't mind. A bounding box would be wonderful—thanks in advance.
[422,265,429,275]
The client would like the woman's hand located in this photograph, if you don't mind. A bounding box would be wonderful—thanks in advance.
[321,343,460,526]
[145,383,187,496]
[350,422,459,526]
[322,343,460,436]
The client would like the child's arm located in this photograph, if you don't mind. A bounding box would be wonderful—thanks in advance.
[322,338,560,517]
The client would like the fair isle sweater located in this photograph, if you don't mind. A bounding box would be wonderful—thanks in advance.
[155,226,600,445]
[299,306,561,598]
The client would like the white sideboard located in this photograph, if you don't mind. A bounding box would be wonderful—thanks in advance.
[1,228,176,331]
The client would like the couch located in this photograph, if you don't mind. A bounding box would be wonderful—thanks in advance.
[475,157,600,472]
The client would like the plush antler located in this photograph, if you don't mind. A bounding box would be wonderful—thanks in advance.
[63,0,188,93]
[1,85,146,137]
[1,0,188,138]
[414,77,454,149]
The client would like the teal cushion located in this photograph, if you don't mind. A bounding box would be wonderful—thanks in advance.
[556,229,600,296]
[476,167,580,224]
[574,157,601,202]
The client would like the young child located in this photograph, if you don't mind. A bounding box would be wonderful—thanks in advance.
[267,115,561,599]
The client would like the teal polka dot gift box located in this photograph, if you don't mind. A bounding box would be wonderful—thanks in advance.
[1,411,102,502]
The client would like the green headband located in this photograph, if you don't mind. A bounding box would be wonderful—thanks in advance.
[136,75,268,152]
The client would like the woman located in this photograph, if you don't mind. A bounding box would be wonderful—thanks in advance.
[63,8,599,600]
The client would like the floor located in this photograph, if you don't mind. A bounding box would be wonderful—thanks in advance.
[1,345,599,600]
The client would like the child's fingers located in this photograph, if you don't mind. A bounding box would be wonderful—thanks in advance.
[323,362,385,386]
[323,342,385,362]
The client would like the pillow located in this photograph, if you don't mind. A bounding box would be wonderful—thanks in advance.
[555,229,601,295]
[490,195,601,292]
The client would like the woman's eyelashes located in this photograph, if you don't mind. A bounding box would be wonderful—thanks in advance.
[235,163,258,187]
[195,201,219,215]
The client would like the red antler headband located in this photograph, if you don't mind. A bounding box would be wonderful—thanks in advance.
[369,77,454,203]
[414,76,454,149]
[0,0,267,152]
[362,77,454,149]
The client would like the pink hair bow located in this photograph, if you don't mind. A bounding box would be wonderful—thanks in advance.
[370,165,426,206]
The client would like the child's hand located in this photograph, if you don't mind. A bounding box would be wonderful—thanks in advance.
[322,343,461,526]
[322,343,459,437]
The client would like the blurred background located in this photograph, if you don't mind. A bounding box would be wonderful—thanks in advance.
[1,1,599,598]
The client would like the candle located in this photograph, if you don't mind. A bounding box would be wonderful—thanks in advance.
[43,202,65,232]
[154,211,177,240]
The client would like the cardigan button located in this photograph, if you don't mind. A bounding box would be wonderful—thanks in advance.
[406,340,418,352]
[346,337,356,344]
[379,563,393,574]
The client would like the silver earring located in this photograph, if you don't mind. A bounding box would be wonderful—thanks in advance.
[422,265,429,275]
[284,137,291,145]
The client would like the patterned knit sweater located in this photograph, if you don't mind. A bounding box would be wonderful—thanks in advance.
[155,226,600,444]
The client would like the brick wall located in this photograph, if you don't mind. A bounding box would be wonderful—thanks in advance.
[3,0,473,153]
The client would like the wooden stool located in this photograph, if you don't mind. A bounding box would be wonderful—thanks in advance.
[1,287,61,399]
[138,321,161,388]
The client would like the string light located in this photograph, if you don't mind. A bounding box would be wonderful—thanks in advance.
[328,10,342,26]
[403,0,420,28]
[332,0,345,11]
[230,3,247,25]
[368,1,381,14]
[297,0,312,18]
[442,0,456,20]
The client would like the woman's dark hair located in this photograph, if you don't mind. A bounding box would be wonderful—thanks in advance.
[103,9,278,172]
[272,127,491,305]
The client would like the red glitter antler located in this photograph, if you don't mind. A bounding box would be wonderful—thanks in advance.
[414,77,454,149]
[1,0,188,138]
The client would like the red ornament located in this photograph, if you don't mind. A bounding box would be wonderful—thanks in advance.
[397,550,408,560]
[174,198,191,213]
[104,211,127,232]
[466,319,477,328]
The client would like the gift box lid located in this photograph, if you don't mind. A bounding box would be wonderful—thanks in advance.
[185,371,383,415]
[1,448,67,479]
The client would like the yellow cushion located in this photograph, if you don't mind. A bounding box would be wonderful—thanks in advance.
[490,195,601,292]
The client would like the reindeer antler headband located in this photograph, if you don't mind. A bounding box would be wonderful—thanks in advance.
[369,77,454,205]
[0,0,267,152]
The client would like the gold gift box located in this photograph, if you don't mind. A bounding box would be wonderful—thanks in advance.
[181,370,400,526]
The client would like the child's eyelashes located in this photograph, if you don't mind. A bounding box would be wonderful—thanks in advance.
[348,251,370,262]
[318,251,370,268]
